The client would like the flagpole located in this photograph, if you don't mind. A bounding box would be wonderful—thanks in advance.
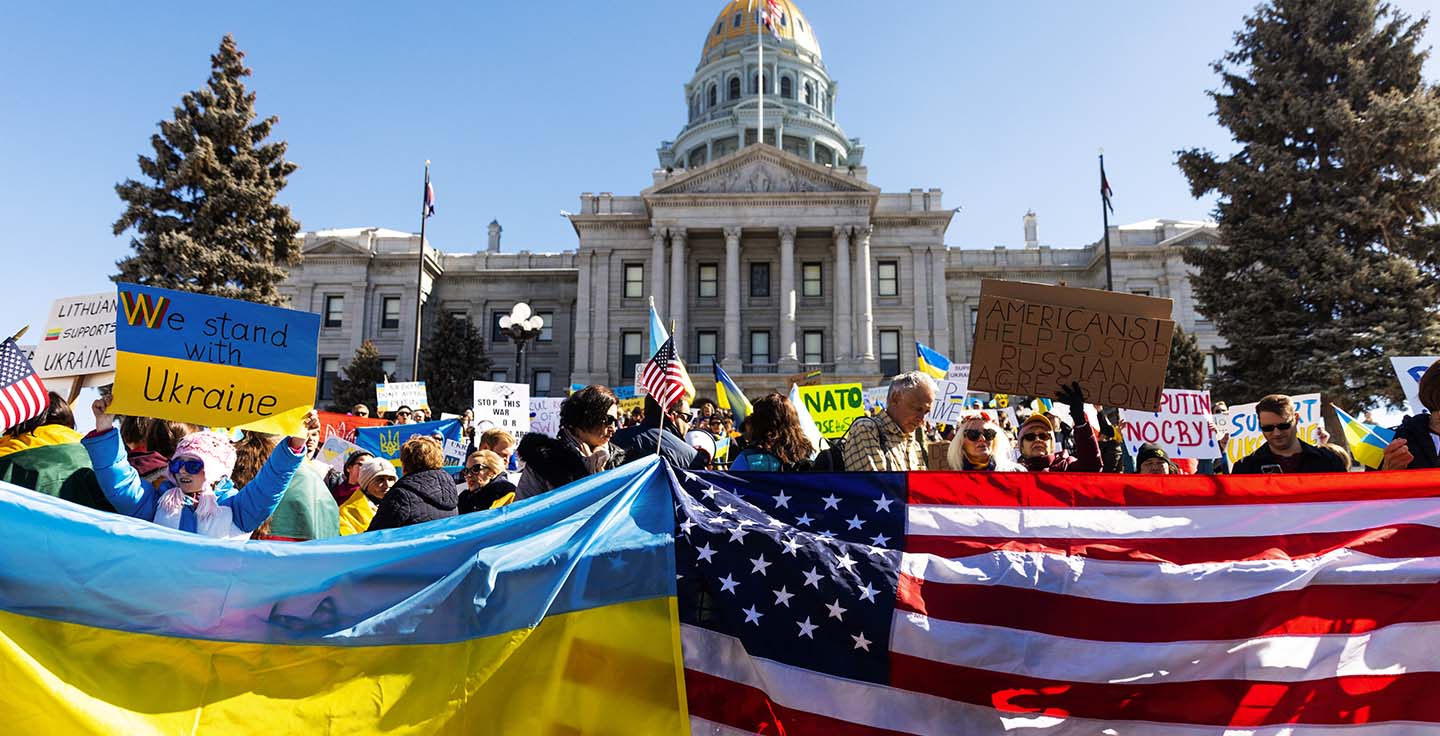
[1100,151,1114,292]
[412,160,430,380]
[755,0,763,147]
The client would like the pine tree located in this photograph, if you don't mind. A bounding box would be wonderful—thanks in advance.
[420,315,492,415]
[113,35,300,306]
[1177,0,1440,410]
[1166,326,1209,391]
[332,341,387,413]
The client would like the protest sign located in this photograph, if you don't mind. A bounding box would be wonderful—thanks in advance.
[375,381,429,413]
[32,292,117,379]
[1121,389,1222,460]
[613,385,638,400]
[108,284,320,435]
[862,387,888,413]
[797,383,866,439]
[316,436,366,473]
[529,397,565,437]
[355,418,462,469]
[618,396,646,417]
[968,279,1174,412]
[473,381,531,435]
[316,411,387,444]
[1392,357,1436,414]
[1223,393,1322,467]
[926,364,970,426]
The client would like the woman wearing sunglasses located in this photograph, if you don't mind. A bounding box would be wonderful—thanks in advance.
[516,385,626,500]
[946,415,1024,472]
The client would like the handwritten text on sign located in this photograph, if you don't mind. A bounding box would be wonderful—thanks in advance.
[926,364,971,426]
[32,292,117,379]
[108,284,319,435]
[1121,389,1221,460]
[968,280,1174,412]
[798,383,866,439]
[473,381,531,435]
[1224,393,1322,467]
[376,381,429,413]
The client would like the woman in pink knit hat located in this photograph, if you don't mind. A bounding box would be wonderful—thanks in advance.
[82,395,318,539]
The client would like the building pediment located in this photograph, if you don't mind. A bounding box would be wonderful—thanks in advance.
[302,238,374,257]
[645,145,877,197]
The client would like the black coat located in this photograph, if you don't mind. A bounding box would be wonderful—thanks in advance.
[459,477,517,514]
[1232,440,1347,475]
[515,432,625,499]
[367,468,458,531]
[1391,413,1439,470]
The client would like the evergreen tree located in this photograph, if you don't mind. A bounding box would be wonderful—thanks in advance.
[1166,326,1209,391]
[1177,0,1440,410]
[113,35,300,306]
[420,315,492,415]
[332,340,387,413]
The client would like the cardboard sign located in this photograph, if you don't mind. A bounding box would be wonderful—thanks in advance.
[473,381,531,435]
[316,411,388,444]
[529,397,565,437]
[355,418,462,469]
[376,381,429,413]
[797,383,866,439]
[32,292,118,379]
[1392,357,1436,414]
[1223,393,1322,466]
[1122,389,1222,461]
[927,363,971,426]
[317,436,366,473]
[968,279,1175,412]
[108,284,320,435]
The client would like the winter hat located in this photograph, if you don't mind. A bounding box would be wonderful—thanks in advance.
[1019,412,1054,435]
[1136,443,1169,467]
[357,457,398,491]
[167,431,238,488]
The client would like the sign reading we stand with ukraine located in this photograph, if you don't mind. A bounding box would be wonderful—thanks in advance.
[108,284,321,435]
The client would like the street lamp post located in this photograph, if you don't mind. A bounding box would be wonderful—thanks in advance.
[499,302,545,387]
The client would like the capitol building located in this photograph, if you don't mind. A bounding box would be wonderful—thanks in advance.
[281,0,1223,403]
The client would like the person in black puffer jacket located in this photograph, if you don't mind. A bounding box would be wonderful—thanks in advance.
[515,385,626,500]
[369,436,458,531]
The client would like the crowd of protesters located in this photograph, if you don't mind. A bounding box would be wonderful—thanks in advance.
[1,360,1436,541]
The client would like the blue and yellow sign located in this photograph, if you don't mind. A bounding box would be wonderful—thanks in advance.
[355,419,463,470]
[108,284,321,435]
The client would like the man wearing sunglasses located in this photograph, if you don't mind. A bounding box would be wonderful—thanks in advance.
[613,396,709,470]
[1233,394,1346,474]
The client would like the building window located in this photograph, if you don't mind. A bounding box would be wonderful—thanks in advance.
[533,370,552,396]
[733,12,742,27]
[750,331,771,365]
[448,310,467,322]
[969,306,980,336]
[624,263,645,299]
[537,311,553,342]
[781,76,793,98]
[1204,352,1218,379]
[1130,288,1152,296]
[879,330,900,376]
[750,262,770,297]
[381,296,401,329]
[707,83,717,108]
[318,357,339,401]
[697,331,717,367]
[877,261,899,297]
[715,22,723,35]
[491,312,509,343]
[380,358,397,382]
[698,263,719,298]
[323,295,344,328]
[489,370,508,383]
[621,332,643,379]
[728,76,741,101]
[803,331,823,364]
[802,262,822,297]
[804,81,814,105]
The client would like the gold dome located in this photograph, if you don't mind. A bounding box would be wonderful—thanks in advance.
[702,0,822,63]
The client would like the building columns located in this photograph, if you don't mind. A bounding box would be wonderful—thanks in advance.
[930,245,951,358]
[668,227,687,346]
[650,226,667,318]
[589,249,611,382]
[855,224,876,364]
[910,245,930,367]
[833,225,852,367]
[778,225,798,367]
[573,250,592,376]
[723,226,742,369]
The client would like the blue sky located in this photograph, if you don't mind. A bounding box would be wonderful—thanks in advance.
[2,0,1437,338]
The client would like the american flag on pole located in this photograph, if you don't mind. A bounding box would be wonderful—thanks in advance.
[674,467,1440,733]
[752,0,782,38]
[423,175,436,219]
[0,338,49,433]
[638,336,690,410]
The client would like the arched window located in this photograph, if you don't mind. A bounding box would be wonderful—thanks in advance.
[803,81,814,106]
[707,83,718,108]
[733,12,742,27]
[826,93,833,115]
[780,76,793,98]
[715,22,723,36]
[728,76,741,100]
[752,73,771,95]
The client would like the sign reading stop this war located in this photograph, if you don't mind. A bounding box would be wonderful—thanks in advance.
[968,279,1175,412]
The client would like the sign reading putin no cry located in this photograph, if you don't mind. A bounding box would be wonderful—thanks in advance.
[967,279,1175,412]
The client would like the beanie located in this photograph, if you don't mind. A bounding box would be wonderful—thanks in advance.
[168,431,238,487]
[357,457,398,491]
[1136,442,1169,467]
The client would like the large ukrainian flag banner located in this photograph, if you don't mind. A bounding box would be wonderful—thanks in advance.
[0,457,688,734]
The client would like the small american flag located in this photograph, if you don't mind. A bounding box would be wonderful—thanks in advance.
[0,338,48,433]
[639,337,690,410]
[423,177,436,219]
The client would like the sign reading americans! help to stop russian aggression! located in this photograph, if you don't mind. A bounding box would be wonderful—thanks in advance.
[968,279,1175,412]
[108,284,321,435]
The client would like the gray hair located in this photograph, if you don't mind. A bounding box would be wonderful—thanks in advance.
[887,371,935,403]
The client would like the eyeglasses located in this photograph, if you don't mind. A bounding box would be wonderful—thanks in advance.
[462,465,488,477]
[672,411,696,422]
[1260,421,1294,433]
[600,415,620,427]
[396,411,412,418]
[1021,432,1052,443]
[169,458,205,475]
[964,429,998,442]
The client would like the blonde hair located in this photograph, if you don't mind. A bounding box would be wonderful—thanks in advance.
[946,414,1015,470]
[466,449,506,478]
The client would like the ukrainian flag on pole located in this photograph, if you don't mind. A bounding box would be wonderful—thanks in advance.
[0,458,688,733]
[714,362,752,423]
[1334,404,1395,469]
[648,297,669,359]
[916,341,952,380]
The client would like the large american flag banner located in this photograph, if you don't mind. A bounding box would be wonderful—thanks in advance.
[0,338,48,433]
[674,467,1440,734]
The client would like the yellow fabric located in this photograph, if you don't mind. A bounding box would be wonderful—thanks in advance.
[109,351,313,436]
[489,491,516,510]
[337,489,377,535]
[0,596,688,735]
[0,425,83,459]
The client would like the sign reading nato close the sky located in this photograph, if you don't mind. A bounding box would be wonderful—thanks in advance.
[108,284,320,435]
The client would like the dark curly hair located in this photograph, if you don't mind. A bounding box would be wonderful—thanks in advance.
[746,393,813,466]
[559,385,619,435]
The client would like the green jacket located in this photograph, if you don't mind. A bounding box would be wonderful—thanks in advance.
[263,461,340,541]
[0,425,115,512]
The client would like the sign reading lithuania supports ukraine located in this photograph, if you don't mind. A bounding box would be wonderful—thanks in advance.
[108,284,321,435]
[0,458,687,733]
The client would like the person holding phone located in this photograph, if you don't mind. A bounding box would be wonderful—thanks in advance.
[1231,394,1346,474]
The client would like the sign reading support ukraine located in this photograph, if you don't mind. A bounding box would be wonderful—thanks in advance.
[108,284,321,435]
